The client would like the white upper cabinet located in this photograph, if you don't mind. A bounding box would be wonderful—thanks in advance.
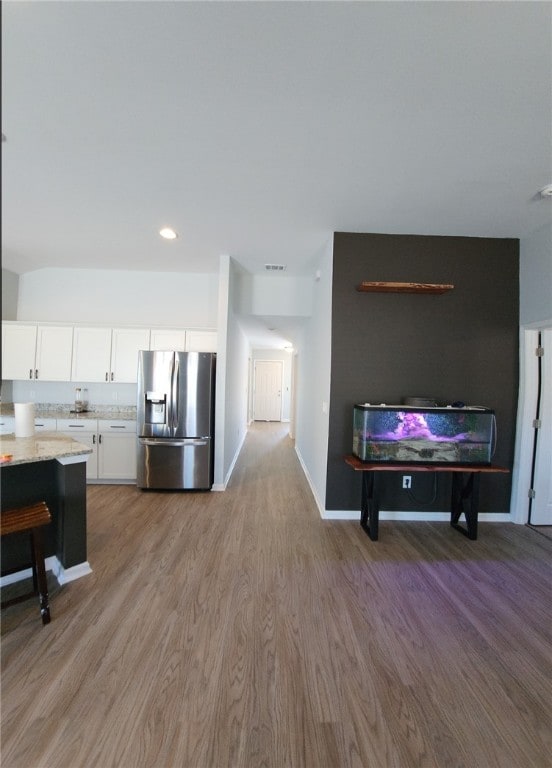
[2,322,215,383]
[71,327,113,382]
[186,330,217,352]
[36,325,73,381]
[1,323,73,381]
[150,328,187,351]
[72,327,150,383]
[2,324,38,380]
[111,328,150,382]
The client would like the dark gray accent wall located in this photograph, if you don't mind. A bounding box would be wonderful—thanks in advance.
[328,232,519,513]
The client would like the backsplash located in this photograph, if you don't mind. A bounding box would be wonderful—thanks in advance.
[10,380,137,407]
[35,403,137,415]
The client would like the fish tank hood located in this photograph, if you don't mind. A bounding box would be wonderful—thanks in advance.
[352,404,496,464]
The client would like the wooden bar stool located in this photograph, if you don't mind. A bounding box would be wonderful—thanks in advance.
[1,501,52,625]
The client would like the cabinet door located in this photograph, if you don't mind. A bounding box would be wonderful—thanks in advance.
[58,429,98,479]
[34,418,57,431]
[36,326,73,381]
[150,329,187,351]
[1,324,37,380]
[98,433,136,480]
[186,330,217,352]
[111,328,150,383]
[0,416,15,435]
[72,327,112,382]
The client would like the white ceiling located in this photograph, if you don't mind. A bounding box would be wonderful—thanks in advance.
[2,1,551,281]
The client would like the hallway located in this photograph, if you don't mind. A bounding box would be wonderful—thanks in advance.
[2,423,551,767]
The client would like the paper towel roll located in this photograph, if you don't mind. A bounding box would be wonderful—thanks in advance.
[14,402,35,438]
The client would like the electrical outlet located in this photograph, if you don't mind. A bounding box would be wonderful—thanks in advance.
[402,475,412,489]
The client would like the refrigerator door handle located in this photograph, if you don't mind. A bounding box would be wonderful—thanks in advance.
[139,438,208,447]
[173,356,180,430]
[168,353,175,429]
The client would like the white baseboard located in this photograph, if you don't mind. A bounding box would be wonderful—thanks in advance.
[88,479,136,485]
[0,566,36,588]
[52,558,93,584]
[212,429,248,491]
[294,446,325,516]
[0,556,92,588]
[322,509,512,522]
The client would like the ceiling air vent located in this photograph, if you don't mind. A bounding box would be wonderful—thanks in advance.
[265,264,287,272]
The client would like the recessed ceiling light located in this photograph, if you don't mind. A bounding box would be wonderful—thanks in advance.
[539,184,552,198]
[159,227,178,240]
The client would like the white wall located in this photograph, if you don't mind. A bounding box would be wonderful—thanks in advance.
[213,256,250,489]
[520,224,552,327]
[251,348,293,422]
[16,268,218,327]
[293,237,333,514]
[2,269,19,320]
[8,266,219,407]
[238,274,313,317]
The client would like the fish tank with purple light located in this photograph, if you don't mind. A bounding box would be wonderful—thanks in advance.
[352,405,495,464]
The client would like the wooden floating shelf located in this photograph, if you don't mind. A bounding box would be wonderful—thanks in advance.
[357,281,454,295]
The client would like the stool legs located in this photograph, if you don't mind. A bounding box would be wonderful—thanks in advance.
[2,501,52,625]
[30,528,51,625]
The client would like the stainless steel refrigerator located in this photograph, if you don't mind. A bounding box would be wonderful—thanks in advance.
[136,351,216,490]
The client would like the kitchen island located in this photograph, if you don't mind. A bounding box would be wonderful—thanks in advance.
[1,432,92,584]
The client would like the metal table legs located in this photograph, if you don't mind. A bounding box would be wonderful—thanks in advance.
[359,470,481,541]
[450,472,480,540]
[360,471,380,541]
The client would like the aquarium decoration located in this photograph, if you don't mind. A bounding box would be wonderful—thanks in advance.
[352,405,495,464]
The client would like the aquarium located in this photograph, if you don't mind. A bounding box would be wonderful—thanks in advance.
[352,405,495,464]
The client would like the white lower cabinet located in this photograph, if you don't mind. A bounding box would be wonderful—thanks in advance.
[57,419,99,480]
[34,418,58,432]
[1,416,57,436]
[97,420,136,481]
[0,416,15,435]
[56,418,136,482]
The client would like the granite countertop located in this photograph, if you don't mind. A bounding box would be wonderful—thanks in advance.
[0,404,137,421]
[0,432,92,467]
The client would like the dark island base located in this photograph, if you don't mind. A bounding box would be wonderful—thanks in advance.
[1,459,87,574]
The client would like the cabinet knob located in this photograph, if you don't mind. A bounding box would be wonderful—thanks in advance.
[105,372,108,382]
[29,369,33,379]
[111,372,114,381]
[35,369,38,379]
[93,435,96,444]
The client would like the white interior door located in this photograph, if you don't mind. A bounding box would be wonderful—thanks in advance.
[253,360,283,421]
[531,329,552,524]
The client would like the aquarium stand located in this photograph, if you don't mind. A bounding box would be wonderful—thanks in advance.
[344,458,510,541]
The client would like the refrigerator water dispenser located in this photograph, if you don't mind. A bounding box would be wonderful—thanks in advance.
[145,391,167,424]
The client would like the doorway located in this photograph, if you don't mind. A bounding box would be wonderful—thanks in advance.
[253,360,283,421]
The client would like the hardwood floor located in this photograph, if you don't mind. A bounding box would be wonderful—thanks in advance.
[2,422,551,767]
